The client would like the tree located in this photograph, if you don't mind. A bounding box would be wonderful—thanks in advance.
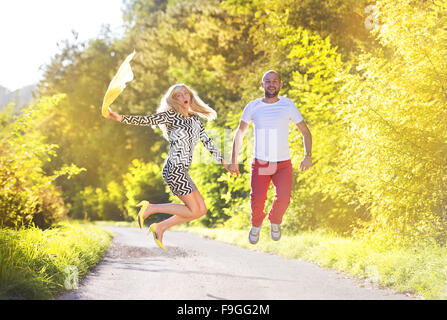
[337,0,447,245]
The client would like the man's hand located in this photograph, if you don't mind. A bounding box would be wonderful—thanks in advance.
[299,156,312,172]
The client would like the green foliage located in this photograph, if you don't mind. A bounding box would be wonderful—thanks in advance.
[335,0,447,245]
[221,0,376,56]
[71,184,123,221]
[123,159,170,222]
[0,221,112,299]
[0,95,85,229]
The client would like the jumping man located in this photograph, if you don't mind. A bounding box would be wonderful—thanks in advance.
[229,70,312,244]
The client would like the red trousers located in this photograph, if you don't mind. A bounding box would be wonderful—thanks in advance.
[250,158,293,226]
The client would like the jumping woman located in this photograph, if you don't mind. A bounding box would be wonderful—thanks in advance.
[106,84,233,249]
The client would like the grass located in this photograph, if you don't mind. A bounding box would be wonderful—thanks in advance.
[173,224,447,300]
[0,220,112,300]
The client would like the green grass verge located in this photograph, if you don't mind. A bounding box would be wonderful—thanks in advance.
[173,225,447,300]
[0,220,113,300]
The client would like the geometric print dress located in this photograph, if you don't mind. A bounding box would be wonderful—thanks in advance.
[121,110,224,196]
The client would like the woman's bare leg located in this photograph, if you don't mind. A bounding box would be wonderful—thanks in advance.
[148,189,207,243]
[142,193,200,220]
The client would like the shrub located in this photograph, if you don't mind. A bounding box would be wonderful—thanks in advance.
[0,95,85,229]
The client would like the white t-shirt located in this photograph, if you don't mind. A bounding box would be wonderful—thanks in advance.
[240,96,304,162]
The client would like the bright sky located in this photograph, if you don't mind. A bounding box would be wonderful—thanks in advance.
[0,0,125,91]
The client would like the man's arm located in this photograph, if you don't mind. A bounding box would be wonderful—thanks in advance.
[295,121,312,171]
[229,120,249,176]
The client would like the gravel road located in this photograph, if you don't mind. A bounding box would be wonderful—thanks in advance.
[57,226,416,300]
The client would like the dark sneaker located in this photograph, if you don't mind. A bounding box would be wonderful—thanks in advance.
[248,225,261,244]
[270,223,281,241]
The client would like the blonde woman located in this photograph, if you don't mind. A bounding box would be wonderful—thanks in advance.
[106,84,233,249]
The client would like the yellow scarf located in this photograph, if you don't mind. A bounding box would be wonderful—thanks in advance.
[101,50,136,117]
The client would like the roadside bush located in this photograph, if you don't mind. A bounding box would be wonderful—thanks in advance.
[71,181,125,221]
[0,95,85,229]
[0,221,112,299]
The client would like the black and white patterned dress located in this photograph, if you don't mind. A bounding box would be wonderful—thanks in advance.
[121,110,223,196]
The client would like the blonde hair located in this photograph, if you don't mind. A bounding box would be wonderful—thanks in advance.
[155,84,217,139]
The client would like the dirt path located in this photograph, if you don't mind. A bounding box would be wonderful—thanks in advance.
[58,226,416,300]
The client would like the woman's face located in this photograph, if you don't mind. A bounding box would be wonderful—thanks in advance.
[174,87,191,109]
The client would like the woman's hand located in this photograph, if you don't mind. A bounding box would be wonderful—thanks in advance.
[105,108,123,122]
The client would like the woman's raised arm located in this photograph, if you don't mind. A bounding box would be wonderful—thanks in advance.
[106,108,172,126]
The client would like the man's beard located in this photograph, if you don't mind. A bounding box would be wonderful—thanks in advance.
[265,88,279,98]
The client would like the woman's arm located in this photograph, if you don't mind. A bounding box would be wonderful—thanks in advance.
[199,127,234,174]
[199,121,224,164]
[106,109,171,126]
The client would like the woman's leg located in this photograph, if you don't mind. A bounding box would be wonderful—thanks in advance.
[148,189,207,243]
[142,192,201,220]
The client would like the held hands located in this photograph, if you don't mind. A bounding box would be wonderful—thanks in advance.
[228,163,239,177]
[222,160,239,177]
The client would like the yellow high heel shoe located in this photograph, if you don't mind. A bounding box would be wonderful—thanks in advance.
[136,201,149,229]
[148,223,166,250]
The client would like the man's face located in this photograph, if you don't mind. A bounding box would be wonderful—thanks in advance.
[261,72,282,98]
